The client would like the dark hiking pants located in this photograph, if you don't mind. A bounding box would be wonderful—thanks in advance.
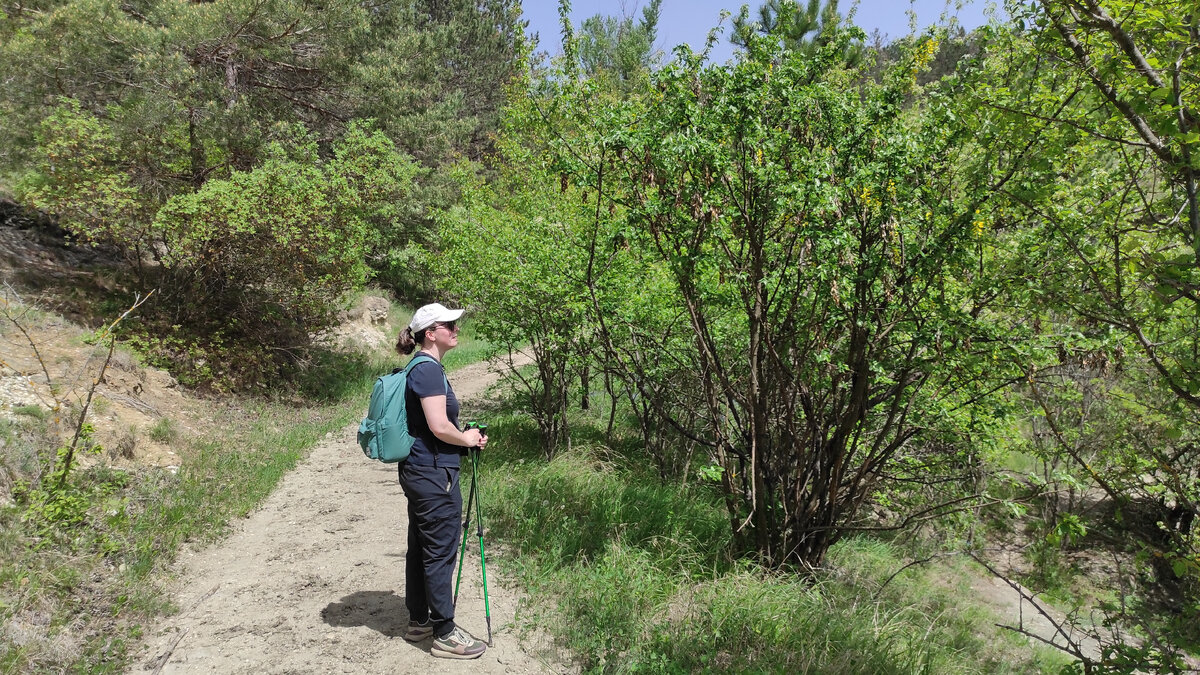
[399,461,462,638]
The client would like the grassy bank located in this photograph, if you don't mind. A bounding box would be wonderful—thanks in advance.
[0,380,375,672]
[467,410,1069,674]
[0,303,492,673]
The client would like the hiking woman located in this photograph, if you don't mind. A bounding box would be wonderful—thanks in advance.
[394,302,488,660]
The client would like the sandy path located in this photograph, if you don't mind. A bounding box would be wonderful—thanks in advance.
[132,356,563,674]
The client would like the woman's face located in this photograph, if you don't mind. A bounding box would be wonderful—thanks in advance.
[428,320,459,351]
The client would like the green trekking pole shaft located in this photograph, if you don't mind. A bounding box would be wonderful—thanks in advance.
[453,472,475,607]
[453,421,486,607]
[472,447,493,647]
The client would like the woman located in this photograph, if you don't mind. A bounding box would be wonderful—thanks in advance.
[394,302,488,660]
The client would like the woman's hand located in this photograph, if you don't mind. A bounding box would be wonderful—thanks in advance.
[462,428,488,449]
[420,395,488,448]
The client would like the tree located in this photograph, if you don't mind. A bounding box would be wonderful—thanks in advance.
[951,2,1200,665]
[438,166,590,456]
[970,0,1199,556]
[732,0,863,66]
[0,0,523,384]
[575,0,663,87]
[21,113,417,386]
[510,22,1017,568]
[345,0,525,293]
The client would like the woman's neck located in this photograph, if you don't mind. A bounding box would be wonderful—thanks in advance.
[419,345,444,362]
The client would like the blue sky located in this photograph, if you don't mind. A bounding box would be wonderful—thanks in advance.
[522,1,1004,63]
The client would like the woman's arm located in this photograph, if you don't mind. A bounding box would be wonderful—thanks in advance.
[420,395,487,449]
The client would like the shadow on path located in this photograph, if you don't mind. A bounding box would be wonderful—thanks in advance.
[321,590,410,638]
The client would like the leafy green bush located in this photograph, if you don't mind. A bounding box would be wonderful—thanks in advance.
[477,410,1064,674]
[22,106,419,389]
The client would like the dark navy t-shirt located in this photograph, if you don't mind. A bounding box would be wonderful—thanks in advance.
[404,352,461,467]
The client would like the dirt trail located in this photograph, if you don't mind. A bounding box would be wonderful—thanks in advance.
[132,356,564,674]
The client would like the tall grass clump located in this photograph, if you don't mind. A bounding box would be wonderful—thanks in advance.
[474,410,1067,674]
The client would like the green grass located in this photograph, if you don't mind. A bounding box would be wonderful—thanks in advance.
[146,417,176,444]
[468,409,1070,674]
[12,405,46,421]
[0,398,358,673]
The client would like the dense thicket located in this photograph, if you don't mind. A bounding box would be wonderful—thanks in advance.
[0,0,522,386]
[963,1,1200,664]
[437,0,1198,669]
[445,12,1015,569]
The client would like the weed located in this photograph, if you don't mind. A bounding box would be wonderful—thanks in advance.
[112,425,137,460]
[147,418,176,444]
[90,396,112,416]
[12,405,45,420]
[107,348,142,373]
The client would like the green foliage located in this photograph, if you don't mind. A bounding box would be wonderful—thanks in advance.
[18,99,151,268]
[500,18,1009,568]
[733,0,864,66]
[574,0,663,89]
[349,0,523,164]
[438,162,592,454]
[22,111,419,388]
[15,423,105,533]
[12,405,45,421]
[346,0,524,295]
[0,0,524,386]
[153,121,413,335]
[479,409,1064,674]
[956,4,1200,658]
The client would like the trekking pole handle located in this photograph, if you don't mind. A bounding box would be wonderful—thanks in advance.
[464,421,488,450]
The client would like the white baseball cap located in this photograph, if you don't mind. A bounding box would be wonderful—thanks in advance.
[409,303,464,333]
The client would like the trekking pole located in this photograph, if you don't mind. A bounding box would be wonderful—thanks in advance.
[453,422,484,606]
[453,460,477,607]
[471,443,493,646]
[452,422,493,647]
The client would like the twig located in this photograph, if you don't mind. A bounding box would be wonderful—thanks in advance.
[97,390,161,416]
[1,283,58,409]
[968,551,1094,665]
[149,628,188,675]
[57,338,115,489]
[145,582,220,673]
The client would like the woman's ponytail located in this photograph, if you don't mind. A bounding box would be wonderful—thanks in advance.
[395,326,417,355]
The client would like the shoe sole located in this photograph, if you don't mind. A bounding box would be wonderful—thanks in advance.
[403,631,432,642]
[431,647,486,660]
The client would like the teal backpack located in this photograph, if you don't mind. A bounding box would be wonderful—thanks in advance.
[357,355,444,463]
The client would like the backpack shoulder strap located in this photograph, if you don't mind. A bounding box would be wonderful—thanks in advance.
[404,354,449,391]
[404,354,437,373]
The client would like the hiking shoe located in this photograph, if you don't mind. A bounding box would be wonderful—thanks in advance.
[431,626,487,659]
[403,620,433,642]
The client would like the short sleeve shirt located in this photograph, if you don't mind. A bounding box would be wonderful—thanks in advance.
[404,352,461,467]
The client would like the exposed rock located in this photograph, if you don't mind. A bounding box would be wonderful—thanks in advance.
[0,375,46,418]
[361,296,389,324]
[321,295,392,351]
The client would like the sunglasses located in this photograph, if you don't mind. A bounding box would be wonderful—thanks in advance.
[435,320,458,332]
